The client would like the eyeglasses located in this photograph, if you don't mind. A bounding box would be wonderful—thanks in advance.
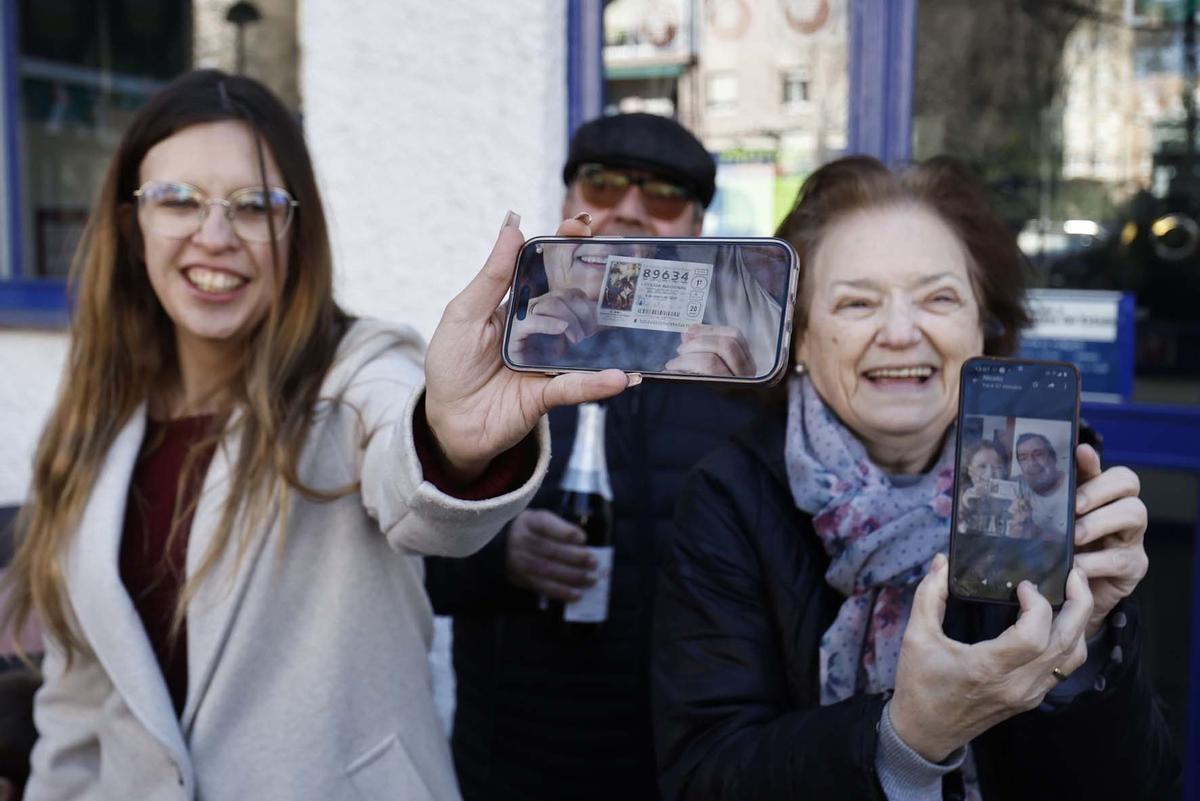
[133,180,298,242]
[574,163,693,220]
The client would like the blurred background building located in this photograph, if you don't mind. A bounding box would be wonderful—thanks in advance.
[0,0,1197,795]
[601,0,847,235]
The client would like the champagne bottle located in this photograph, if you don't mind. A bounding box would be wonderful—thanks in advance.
[549,402,614,636]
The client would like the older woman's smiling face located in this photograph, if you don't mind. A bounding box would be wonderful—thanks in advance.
[796,203,984,470]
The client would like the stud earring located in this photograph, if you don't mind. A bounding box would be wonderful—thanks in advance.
[793,362,807,376]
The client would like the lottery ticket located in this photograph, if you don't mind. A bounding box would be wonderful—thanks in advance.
[982,478,1020,500]
[595,255,712,334]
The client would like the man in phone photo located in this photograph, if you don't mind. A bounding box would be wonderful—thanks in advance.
[1014,431,1071,540]
[424,113,765,801]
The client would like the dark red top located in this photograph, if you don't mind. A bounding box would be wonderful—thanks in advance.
[119,415,217,719]
[118,402,535,719]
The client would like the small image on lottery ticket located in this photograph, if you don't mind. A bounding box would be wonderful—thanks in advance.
[596,255,713,334]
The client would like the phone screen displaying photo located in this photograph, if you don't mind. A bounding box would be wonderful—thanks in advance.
[502,237,796,383]
[949,358,1080,606]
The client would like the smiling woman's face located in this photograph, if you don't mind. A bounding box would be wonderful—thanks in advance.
[795,203,984,458]
[138,120,289,349]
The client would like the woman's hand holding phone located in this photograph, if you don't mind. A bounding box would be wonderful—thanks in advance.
[889,554,1094,762]
[1070,443,1149,638]
[422,214,632,483]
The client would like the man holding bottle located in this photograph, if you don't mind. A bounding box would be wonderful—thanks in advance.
[424,113,763,801]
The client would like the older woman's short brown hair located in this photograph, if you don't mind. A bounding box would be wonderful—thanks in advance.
[775,155,1031,356]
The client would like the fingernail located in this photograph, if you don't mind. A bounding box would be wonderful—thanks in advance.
[586,571,599,582]
[932,553,946,569]
[626,372,643,387]
[572,211,592,226]
[501,210,522,231]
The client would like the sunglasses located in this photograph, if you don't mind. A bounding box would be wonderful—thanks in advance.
[574,163,694,220]
[134,180,298,243]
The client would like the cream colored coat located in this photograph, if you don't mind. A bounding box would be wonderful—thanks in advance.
[25,320,550,801]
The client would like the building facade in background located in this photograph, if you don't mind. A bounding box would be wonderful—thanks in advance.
[602,0,847,236]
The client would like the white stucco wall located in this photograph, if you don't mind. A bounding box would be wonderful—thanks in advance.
[299,1,569,339]
[301,1,571,735]
[0,331,69,504]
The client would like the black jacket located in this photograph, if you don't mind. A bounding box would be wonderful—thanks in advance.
[425,382,764,801]
[653,410,1180,801]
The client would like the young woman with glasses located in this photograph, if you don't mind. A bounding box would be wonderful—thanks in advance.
[1,69,629,800]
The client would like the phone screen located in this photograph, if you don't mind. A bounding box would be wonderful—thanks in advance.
[502,237,797,383]
[949,358,1080,606]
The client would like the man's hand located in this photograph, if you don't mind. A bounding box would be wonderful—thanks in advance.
[665,324,756,377]
[508,288,599,364]
[505,509,598,601]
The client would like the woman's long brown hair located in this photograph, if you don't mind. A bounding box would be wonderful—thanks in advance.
[2,70,352,661]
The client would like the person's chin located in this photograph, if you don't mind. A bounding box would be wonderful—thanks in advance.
[859,404,952,439]
[174,308,260,345]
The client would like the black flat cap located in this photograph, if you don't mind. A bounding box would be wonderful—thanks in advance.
[563,113,717,208]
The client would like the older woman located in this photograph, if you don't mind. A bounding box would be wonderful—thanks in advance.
[652,156,1178,801]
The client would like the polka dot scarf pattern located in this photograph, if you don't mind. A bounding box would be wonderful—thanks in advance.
[784,376,956,705]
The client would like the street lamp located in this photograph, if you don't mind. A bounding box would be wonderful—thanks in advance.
[226,1,262,75]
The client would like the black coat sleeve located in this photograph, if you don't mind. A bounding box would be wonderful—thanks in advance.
[652,461,887,801]
[424,526,540,615]
[972,599,1181,800]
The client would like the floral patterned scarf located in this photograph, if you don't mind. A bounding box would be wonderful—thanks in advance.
[784,375,956,704]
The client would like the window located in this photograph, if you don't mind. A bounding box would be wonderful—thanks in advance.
[10,0,190,281]
[705,71,738,114]
[782,68,811,110]
[0,1,299,324]
[912,0,1200,386]
[599,0,847,236]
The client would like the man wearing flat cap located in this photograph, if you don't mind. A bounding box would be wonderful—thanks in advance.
[508,114,781,375]
[426,113,765,801]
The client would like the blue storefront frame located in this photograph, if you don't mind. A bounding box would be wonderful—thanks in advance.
[2,0,20,281]
[0,0,71,326]
[564,0,1200,793]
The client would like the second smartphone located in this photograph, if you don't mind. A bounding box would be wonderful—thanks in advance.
[501,236,799,384]
[948,357,1081,607]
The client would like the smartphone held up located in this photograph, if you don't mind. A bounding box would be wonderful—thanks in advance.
[949,357,1081,607]
[501,236,799,384]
